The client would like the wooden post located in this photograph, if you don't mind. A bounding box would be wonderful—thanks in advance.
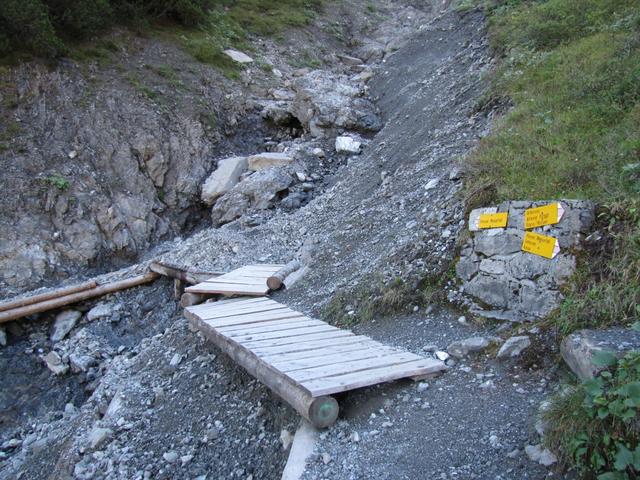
[0,280,97,313]
[186,311,339,428]
[174,279,185,300]
[0,272,160,324]
[266,260,302,291]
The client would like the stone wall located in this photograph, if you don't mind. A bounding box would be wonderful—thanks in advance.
[454,200,595,322]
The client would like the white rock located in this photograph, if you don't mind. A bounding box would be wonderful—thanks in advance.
[525,444,557,466]
[312,148,325,158]
[335,136,361,154]
[223,49,253,63]
[417,382,429,392]
[169,353,183,367]
[68,150,77,159]
[350,431,360,443]
[424,178,439,190]
[322,452,332,464]
[247,152,293,171]
[87,303,112,321]
[181,454,194,465]
[88,427,112,449]
[295,171,306,182]
[51,310,81,342]
[497,336,531,359]
[280,429,294,450]
[201,156,248,205]
[435,351,450,361]
[457,315,468,325]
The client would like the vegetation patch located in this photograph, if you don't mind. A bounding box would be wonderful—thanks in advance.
[544,349,640,479]
[41,173,70,191]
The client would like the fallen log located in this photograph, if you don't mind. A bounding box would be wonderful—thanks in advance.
[180,292,208,308]
[0,280,97,313]
[282,266,309,290]
[186,312,339,428]
[266,260,302,291]
[0,272,160,324]
[150,261,223,285]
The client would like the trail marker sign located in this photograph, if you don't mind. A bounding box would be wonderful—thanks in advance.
[524,203,564,229]
[521,231,560,259]
[478,212,508,229]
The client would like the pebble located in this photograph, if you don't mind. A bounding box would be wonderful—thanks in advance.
[435,351,449,361]
[322,453,332,464]
[163,450,179,463]
[525,444,557,466]
[417,382,429,392]
[169,353,183,367]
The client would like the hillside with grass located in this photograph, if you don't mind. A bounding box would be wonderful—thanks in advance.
[460,0,640,477]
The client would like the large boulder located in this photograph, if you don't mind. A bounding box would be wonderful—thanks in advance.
[291,70,382,137]
[455,200,595,322]
[201,156,248,206]
[561,328,640,380]
[211,168,293,226]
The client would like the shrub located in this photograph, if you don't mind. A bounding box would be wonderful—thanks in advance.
[544,349,640,479]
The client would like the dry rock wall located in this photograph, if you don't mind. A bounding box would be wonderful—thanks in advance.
[454,200,595,321]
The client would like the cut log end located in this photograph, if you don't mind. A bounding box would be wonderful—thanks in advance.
[266,260,302,291]
[180,292,207,308]
[308,396,339,429]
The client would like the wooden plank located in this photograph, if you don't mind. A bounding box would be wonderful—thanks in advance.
[205,312,307,328]
[229,325,339,343]
[271,345,400,372]
[203,277,269,286]
[242,330,354,349]
[185,283,269,295]
[217,318,324,335]
[188,297,275,313]
[250,335,373,357]
[289,352,423,383]
[260,340,381,364]
[190,303,285,320]
[300,358,447,397]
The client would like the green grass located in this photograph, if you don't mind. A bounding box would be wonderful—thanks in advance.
[41,173,70,191]
[465,0,640,334]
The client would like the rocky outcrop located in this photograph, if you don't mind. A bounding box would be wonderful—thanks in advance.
[211,167,293,226]
[291,70,382,137]
[561,328,640,380]
[454,200,595,321]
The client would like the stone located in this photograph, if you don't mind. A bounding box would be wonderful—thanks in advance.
[525,444,557,467]
[424,179,439,190]
[474,229,523,257]
[447,337,490,358]
[169,353,183,367]
[223,49,253,63]
[88,427,112,449]
[497,336,531,359]
[335,136,361,154]
[51,310,81,342]
[337,54,364,65]
[280,429,294,450]
[312,148,325,158]
[201,156,248,205]
[43,351,68,375]
[0,327,6,346]
[247,152,293,171]
[69,353,95,373]
[435,351,450,361]
[322,452,332,464]
[86,303,112,321]
[561,328,640,380]
[163,450,179,463]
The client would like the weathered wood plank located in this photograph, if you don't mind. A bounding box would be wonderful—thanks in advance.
[242,330,354,349]
[289,352,423,383]
[271,346,400,373]
[250,335,373,357]
[300,358,447,397]
[190,303,285,320]
[185,282,269,295]
[260,341,381,364]
[217,318,324,335]
[204,311,306,328]
[229,325,339,343]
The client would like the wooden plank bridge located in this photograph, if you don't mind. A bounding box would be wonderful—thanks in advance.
[185,273,446,427]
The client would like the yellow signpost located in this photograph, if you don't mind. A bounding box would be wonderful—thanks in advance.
[521,231,559,259]
[478,212,508,229]
[524,203,563,229]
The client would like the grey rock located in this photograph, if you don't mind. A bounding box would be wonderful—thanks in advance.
[474,229,523,257]
[43,351,68,375]
[447,337,490,358]
[51,310,81,342]
[201,156,248,205]
[561,328,640,380]
[88,427,112,449]
[223,49,253,63]
[497,336,531,359]
[524,444,557,466]
[86,303,112,322]
[247,152,293,171]
[163,450,179,463]
[0,327,6,346]
[69,353,95,373]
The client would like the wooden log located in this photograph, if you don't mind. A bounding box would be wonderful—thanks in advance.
[180,292,208,308]
[174,279,185,300]
[149,261,224,285]
[0,272,160,324]
[0,280,98,313]
[266,260,302,291]
[186,311,339,428]
[282,266,309,289]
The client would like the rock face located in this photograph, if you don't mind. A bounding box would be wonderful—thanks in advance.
[291,70,382,137]
[201,157,248,205]
[455,200,595,321]
[211,168,293,226]
[247,153,293,171]
[561,328,640,380]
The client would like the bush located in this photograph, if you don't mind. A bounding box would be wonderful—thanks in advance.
[544,349,640,479]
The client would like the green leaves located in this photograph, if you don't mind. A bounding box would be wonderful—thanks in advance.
[593,350,619,367]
